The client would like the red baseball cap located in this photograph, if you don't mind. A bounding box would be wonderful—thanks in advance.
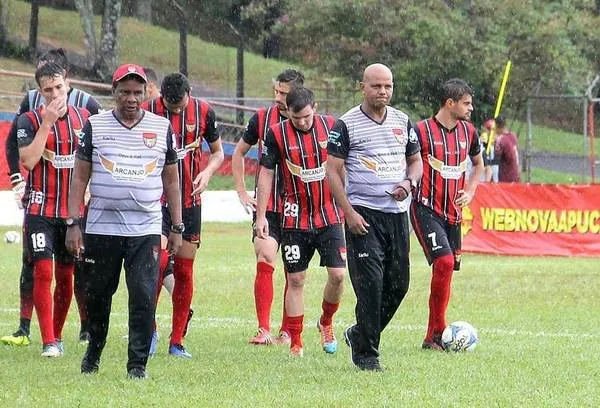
[483,119,495,130]
[112,64,147,84]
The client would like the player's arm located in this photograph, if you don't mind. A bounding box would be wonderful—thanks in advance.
[456,130,484,208]
[18,97,65,170]
[388,121,423,201]
[192,108,224,195]
[232,113,260,212]
[162,125,183,255]
[255,129,278,239]
[326,119,369,235]
[66,121,93,258]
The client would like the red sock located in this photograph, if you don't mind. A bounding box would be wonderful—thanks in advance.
[319,300,339,327]
[153,249,170,331]
[287,315,304,348]
[53,262,74,340]
[279,274,289,333]
[254,261,274,331]
[426,254,454,341]
[33,259,54,344]
[170,257,194,345]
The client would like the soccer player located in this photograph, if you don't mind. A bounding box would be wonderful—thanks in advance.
[255,87,345,357]
[16,62,90,357]
[142,72,224,359]
[231,69,304,345]
[66,64,183,379]
[327,63,423,371]
[410,78,484,350]
[1,48,100,347]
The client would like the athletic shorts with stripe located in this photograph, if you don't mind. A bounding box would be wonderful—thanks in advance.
[24,214,73,264]
[281,224,346,273]
[161,205,201,246]
[410,202,462,271]
[252,211,282,244]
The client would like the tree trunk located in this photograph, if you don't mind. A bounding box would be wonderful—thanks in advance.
[170,0,187,76]
[133,0,152,23]
[95,0,122,80]
[73,0,97,67]
[28,0,40,60]
[0,0,8,54]
[236,39,244,125]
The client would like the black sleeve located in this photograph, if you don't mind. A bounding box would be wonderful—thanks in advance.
[76,120,93,162]
[165,125,178,165]
[85,95,102,115]
[16,95,30,117]
[5,117,22,176]
[259,128,280,169]
[405,119,421,157]
[469,128,482,157]
[327,119,350,159]
[16,114,36,148]
[203,107,220,143]
[241,113,260,146]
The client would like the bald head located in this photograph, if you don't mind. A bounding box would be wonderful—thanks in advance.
[362,63,393,83]
[361,63,394,114]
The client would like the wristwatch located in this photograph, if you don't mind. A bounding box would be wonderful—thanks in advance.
[65,217,80,228]
[170,223,185,234]
[406,178,418,190]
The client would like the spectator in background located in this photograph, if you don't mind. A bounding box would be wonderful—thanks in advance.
[143,67,161,100]
[480,118,498,182]
[494,117,520,182]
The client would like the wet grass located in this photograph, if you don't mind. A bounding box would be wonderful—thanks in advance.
[0,224,599,407]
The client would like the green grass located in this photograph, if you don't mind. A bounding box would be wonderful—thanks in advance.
[209,174,254,191]
[514,120,599,157]
[524,167,589,184]
[1,224,599,406]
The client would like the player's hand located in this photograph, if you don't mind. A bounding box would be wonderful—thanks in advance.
[65,226,84,259]
[386,180,411,201]
[345,208,370,236]
[166,232,183,256]
[191,170,210,196]
[10,174,26,210]
[255,216,269,239]
[237,190,257,214]
[40,96,67,126]
[455,189,474,207]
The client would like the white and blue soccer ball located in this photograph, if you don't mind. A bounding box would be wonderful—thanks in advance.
[441,321,478,352]
[3,230,21,244]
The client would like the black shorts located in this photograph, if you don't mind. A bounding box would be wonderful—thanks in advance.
[410,202,462,271]
[162,205,201,246]
[252,211,282,244]
[281,224,346,273]
[24,214,73,264]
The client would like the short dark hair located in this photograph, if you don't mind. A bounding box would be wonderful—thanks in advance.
[440,78,473,107]
[286,87,314,113]
[37,48,68,72]
[276,69,304,88]
[144,67,160,85]
[35,62,66,86]
[161,72,190,104]
[495,116,506,128]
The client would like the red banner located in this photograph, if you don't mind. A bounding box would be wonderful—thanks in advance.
[462,183,600,257]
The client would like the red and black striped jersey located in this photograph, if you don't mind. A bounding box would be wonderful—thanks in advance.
[242,105,285,213]
[16,106,89,218]
[414,117,480,224]
[143,97,219,208]
[261,114,343,230]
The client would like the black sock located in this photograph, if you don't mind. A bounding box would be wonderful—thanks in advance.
[19,318,31,336]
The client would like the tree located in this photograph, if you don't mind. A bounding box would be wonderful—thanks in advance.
[28,0,40,59]
[0,0,9,54]
[73,0,122,81]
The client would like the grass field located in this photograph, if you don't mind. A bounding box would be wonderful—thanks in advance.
[0,223,598,406]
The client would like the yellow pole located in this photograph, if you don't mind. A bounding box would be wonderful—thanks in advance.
[486,60,512,155]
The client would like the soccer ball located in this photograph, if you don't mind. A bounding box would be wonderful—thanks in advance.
[4,230,21,244]
[441,321,478,352]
